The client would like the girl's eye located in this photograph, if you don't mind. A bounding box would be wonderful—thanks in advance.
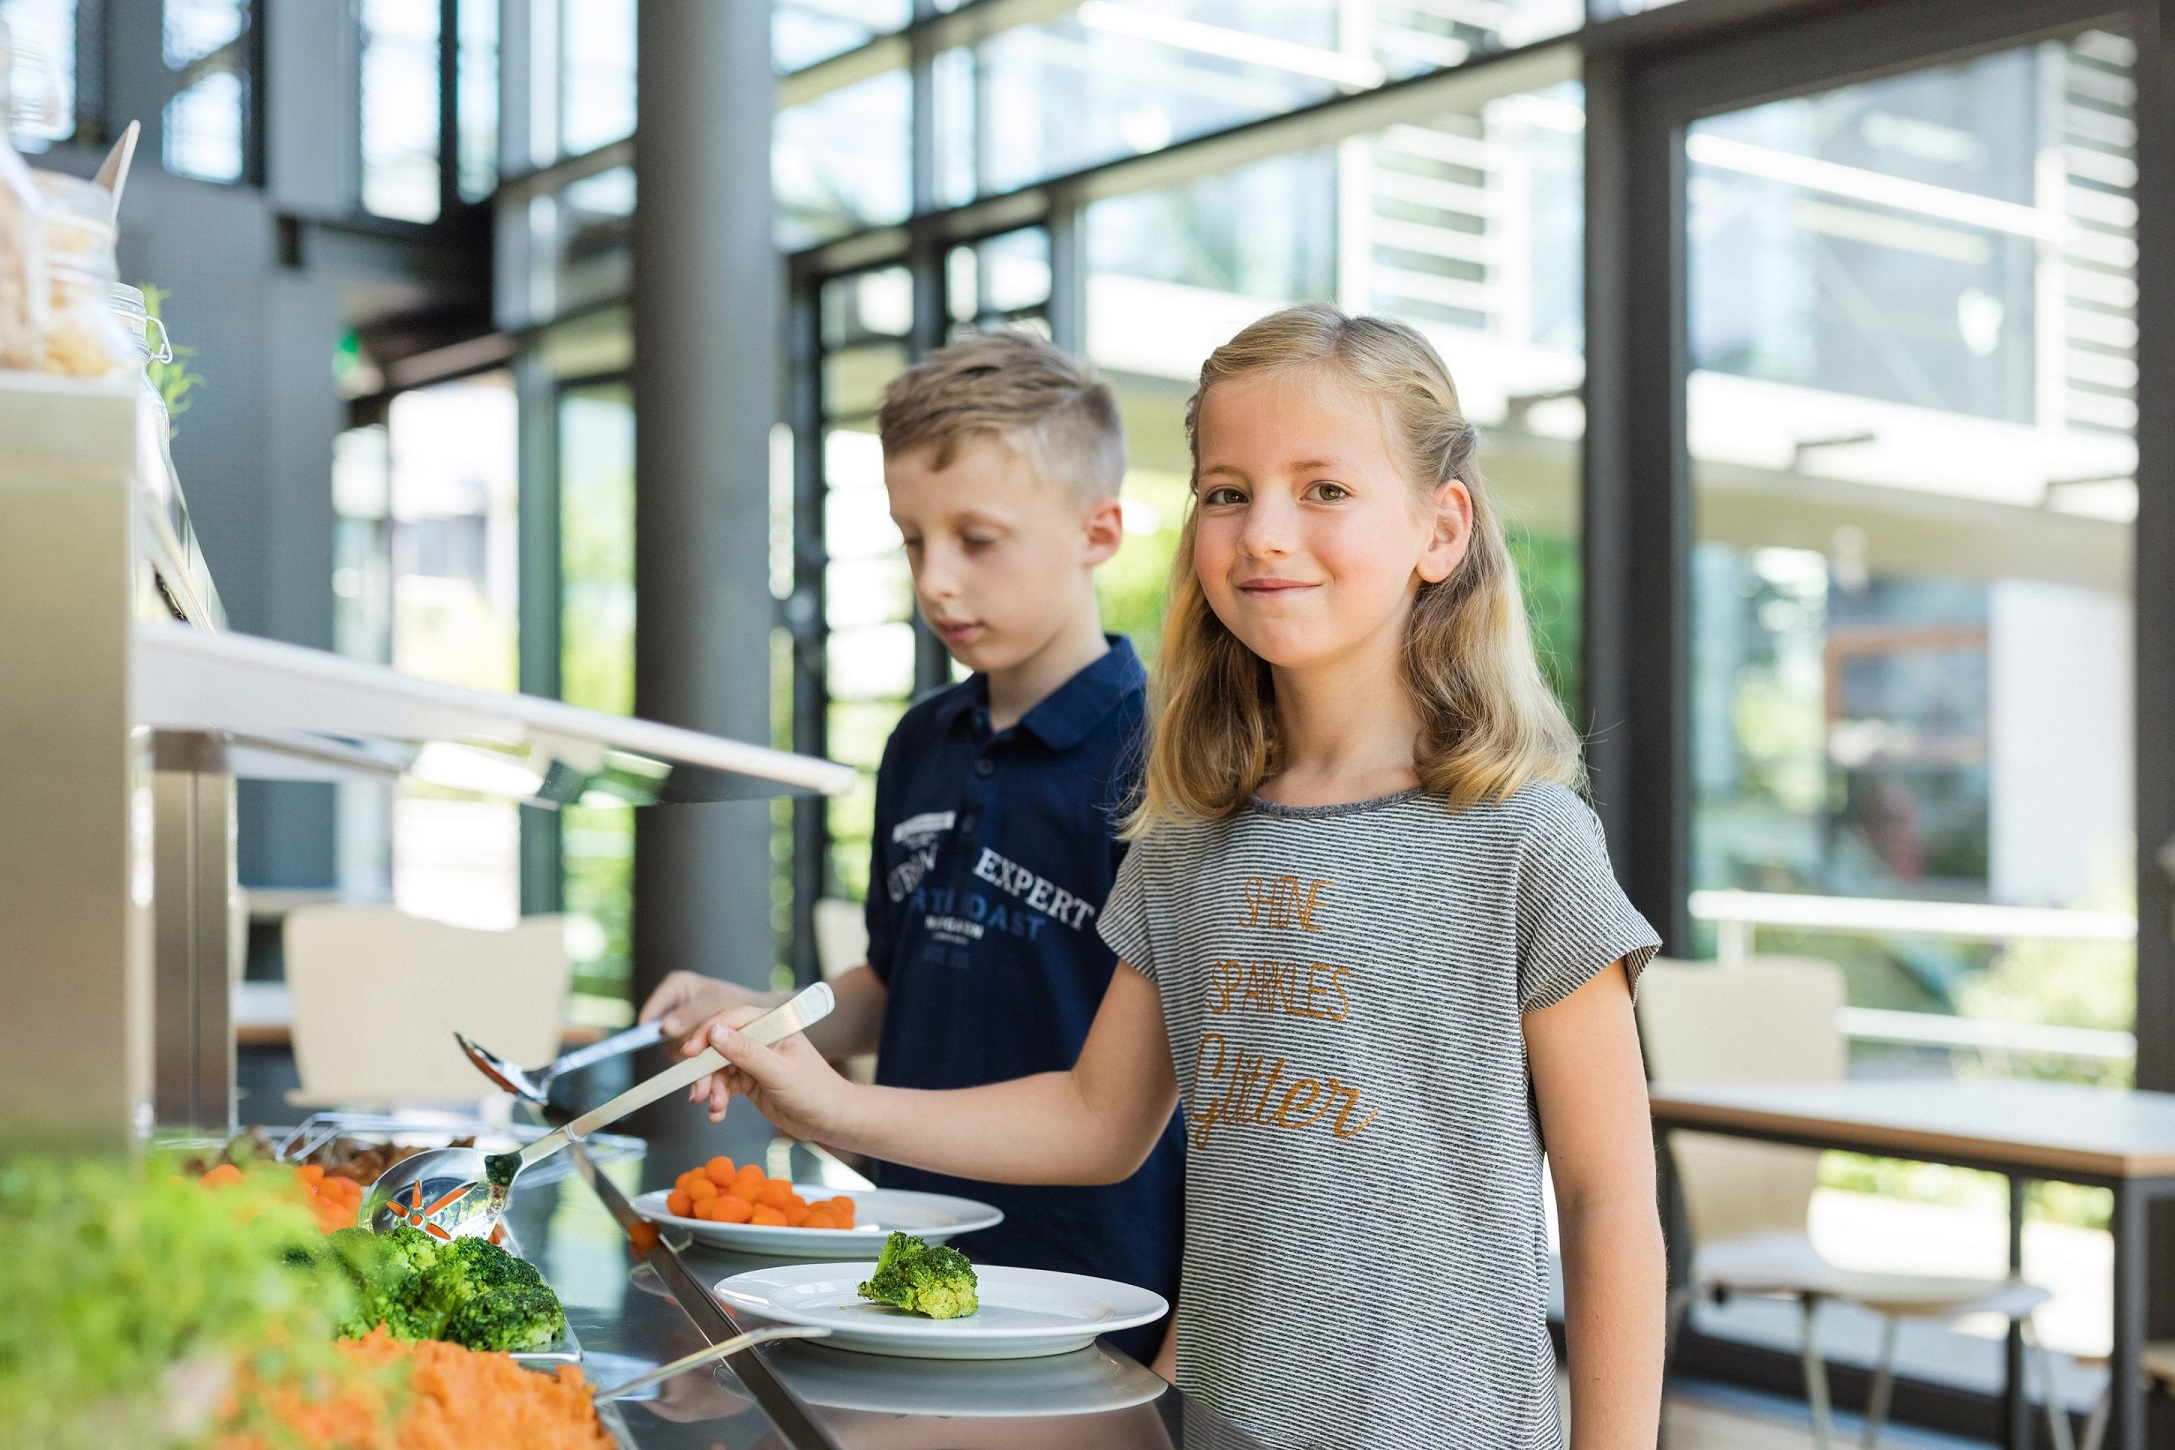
[963,534,997,549]
[1201,485,1247,506]
[1305,481,1350,502]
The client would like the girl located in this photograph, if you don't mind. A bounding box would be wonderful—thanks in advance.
[690,305,1665,1449]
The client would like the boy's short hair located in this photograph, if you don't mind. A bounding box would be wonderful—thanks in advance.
[876,330,1126,499]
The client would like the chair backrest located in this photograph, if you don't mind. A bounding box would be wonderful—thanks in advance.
[284,905,569,1107]
[1637,955,1846,1246]
[812,897,870,982]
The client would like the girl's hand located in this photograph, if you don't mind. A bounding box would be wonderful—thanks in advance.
[682,1005,855,1135]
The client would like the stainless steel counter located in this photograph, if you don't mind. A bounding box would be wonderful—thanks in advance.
[504,1154,1265,1450]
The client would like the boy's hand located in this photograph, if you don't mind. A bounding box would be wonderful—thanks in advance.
[639,970,779,1045]
[683,1005,854,1137]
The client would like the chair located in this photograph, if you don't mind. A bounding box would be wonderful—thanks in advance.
[813,897,876,1084]
[2078,1342,2175,1450]
[283,904,569,1107]
[1639,957,2072,1450]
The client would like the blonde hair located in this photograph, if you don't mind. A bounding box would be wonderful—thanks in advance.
[1134,303,1583,829]
[877,329,1126,498]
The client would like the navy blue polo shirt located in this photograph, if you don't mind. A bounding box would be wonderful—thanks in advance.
[864,636,1183,1359]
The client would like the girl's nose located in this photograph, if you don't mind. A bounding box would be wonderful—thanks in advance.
[1235,493,1296,559]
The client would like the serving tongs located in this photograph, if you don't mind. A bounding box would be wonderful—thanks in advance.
[590,1326,831,1405]
[456,1018,669,1104]
[368,982,834,1240]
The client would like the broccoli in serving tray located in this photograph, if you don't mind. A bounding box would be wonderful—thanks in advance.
[325,1225,567,1351]
[856,1231,979,1319]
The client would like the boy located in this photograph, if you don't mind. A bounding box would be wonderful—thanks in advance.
[641,330,1183,1362]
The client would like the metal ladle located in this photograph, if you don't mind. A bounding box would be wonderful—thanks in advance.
[368,982,834,1241]
[457,1018,668,1104]
[591,1325,832,1405]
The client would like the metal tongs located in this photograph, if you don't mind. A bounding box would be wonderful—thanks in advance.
[591,1326,831,1404]
[457,1019,669,1103]
[368,982,834,1240]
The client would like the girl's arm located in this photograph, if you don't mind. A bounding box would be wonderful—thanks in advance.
[1526,960,1665,1450]
[691,962,1180,1187]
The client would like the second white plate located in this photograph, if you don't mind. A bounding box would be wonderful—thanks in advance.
[712,1262,1169,1360]
[632,1185,1001,1258]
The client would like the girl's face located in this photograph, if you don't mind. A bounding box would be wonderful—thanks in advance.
[1191,365,1473,673]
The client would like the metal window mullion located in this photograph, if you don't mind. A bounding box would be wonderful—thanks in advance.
[440,0,460,217]
[516,344,563,916]
[789,280,830,984]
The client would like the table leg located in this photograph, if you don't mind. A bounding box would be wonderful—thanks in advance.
[2006,1175,2027,1450]
[2110,1182,2145,1450]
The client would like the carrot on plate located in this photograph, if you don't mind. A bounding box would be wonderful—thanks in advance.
[710,1195,754,1224]
[666,1190,693,1217]
[685,1176,718,1203]
[756,1179,797,1211]
[748,1205,788,1227]
[704,1156,736,1187]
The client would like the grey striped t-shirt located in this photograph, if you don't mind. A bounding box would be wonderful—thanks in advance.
[1099,782,1659,1450]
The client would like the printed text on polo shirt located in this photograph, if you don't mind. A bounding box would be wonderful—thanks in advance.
[972,847,1098,930]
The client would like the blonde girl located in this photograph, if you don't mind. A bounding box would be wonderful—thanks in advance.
[690,304,1665,1449]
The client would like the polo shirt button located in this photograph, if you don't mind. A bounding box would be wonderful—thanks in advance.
[974,758,995,777]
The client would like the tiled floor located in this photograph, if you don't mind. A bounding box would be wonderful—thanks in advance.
[1662,1380,1992,1449]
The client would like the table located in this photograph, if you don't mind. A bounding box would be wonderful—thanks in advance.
[1649,1078,2175,1450]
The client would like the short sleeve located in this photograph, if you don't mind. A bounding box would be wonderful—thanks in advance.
[1515,787,1660,1013]
[1095,839,1158,983]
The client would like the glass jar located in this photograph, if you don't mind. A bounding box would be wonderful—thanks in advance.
[0,17,48,371]
[34,169,131,378]
[111,283,184,512]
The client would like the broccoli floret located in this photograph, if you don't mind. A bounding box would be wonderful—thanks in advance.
[442,1280,567,1352]
[325,1225,443,1340]
[857,1232,978,1320]
[325,1226,565,1347]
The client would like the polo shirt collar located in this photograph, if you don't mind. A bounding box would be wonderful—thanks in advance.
[936,635,1145,754]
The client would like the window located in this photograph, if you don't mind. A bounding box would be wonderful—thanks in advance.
[361,0,441,222]
[457,0,499,202]
[773,0,908,73]
[815,268,914,899]
[385,374,522,928]
[775,67,911,249]
[162,0,249,183]
[562,0,636,157]
[1687,34,2137,992]
[559,383,636,1012]
[1,0,76,151]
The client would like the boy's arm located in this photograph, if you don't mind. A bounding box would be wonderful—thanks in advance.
[1526,961,1665,1450]
[690,962,1179,1186]
[645,965,888,1062]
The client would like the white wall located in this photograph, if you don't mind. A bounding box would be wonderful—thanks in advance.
[1987,578,2132,905]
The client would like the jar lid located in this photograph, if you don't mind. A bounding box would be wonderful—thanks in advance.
[32,169,118,228]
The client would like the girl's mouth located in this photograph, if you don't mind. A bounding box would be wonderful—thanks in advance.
[1235,578,1317,595]
[932,620,984,643]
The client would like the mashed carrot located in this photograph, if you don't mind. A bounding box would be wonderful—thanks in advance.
[222,1329,612,1450]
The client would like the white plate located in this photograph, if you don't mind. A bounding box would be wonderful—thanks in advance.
[712,1262,1169,1360]
[764,1339,1168,1416]
[632,1185,1002,1259]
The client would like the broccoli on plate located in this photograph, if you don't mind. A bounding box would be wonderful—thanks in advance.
[856,1232,979,1320]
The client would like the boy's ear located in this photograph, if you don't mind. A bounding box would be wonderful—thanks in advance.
[1081,495,1125,569]
[1415,479,1475,584]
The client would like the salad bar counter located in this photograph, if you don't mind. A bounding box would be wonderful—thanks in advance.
[451,1135,1259,1450]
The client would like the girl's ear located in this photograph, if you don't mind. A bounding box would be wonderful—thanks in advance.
[1415,479,1475,584]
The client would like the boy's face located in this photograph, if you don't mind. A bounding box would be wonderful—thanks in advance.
[886,434,1122,676]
